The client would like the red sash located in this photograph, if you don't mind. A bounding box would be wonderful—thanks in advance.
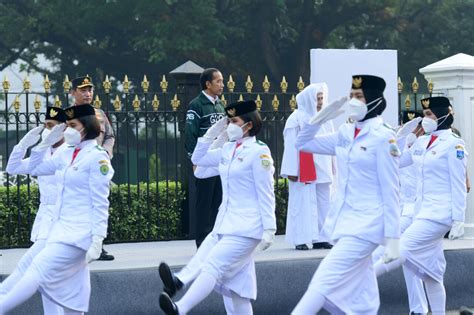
[299,151,317,183]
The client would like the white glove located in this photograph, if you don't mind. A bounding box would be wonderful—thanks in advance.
[86,235,104,263]
[259,229,276,251]
[36,124,66,150]
[210,129,228,149]
[17,126,44,150]
[449,220,464,240]
[383,237,400,263]
[309,96,348,125]
[202,117,228,142]
[396,117,422,139]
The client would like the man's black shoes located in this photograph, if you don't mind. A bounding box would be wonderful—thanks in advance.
[159,262,183,297]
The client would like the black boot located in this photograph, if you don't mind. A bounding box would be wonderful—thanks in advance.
[159,292,179,315]
[159,262,183,297]
[313,242,333,249]
[295,244,309,250]
[98,247,115,261]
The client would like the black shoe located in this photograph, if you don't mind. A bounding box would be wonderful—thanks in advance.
[409,313,424,315]
[295,244,309,250]
[159,292,179,315]
[460,306,474,315]
[159,262,183,297]
[97,248,115,261]
[313,242,333,249]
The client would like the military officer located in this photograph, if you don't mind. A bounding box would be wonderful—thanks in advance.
[1,107,67,314]
[386,96,468,314]
[292,75,400,314]
[159,100,276,315]
[71,75,115,261]
[0,104,114,315]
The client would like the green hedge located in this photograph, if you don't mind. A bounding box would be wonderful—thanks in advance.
[0,180,289,248]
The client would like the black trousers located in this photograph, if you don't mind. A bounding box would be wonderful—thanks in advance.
[194,175,222,248]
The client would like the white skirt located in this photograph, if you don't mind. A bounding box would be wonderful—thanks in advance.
[309,236,379,314]
[28,242,90,312]
[400,218,451,283]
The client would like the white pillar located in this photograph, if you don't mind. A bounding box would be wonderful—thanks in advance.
[420,53,474,238]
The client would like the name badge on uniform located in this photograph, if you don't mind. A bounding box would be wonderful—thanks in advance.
[413,150,423,156]
[360,146,367,151]
[337,138,350,148]
[220,157,229,165]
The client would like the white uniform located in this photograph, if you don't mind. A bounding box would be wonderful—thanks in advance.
[294,116,400,314]
[188,135,276,300]
[400,129,467,282]
[281,83,334,246]
[22,139,114,312]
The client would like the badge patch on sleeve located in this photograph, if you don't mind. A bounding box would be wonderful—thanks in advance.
[389,139,401,157]
[456,144,465,160]
[99,160,110,175]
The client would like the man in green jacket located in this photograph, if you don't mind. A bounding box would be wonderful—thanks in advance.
[185,68,225,247]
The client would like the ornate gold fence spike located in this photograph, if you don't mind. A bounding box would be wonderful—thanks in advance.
[123,75,130,94]
[160,75,168,93]
[171,94,180,111]
[397,77,403,93]
[63,75,71,93]
[103,75,112,94]
[44,74,51,93]
[289,95,297,111]
[255,94,262,111]
[227,75,235,93]
[13,96,21,112]
[93,95,102,109]
[113,95,122,111]
[34,95,41,112]
[152,94,160,111]
[54,95,62,107]
[262,75,270,93]
[220,94,227,106]
[2,75,10,93]
[238,94,244,102]
[404,95,411,110]
[297,76,305,92]
[132,95,140,111]
[272,95,280,111]
[427,79,434,94]
[141,75,150,93]
[245,75,253,93]
[411,77,419,93]
[23,75,31,92]
[280,76,288,93]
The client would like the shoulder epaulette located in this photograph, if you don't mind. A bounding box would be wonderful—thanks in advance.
[451,132,460,138]
[383,122,396,131]
[95,145,106,151]
[256,139,267,146]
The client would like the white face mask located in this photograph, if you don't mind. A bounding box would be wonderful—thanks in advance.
[64,127,83,145]
[226,122,248,142]
[422,113,450,133]
[347,96,383,121]
[42,128,51,140]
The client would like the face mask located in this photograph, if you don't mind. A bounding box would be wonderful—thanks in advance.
[347,97,383,121]
[42,128,51,140]
[226,122,248,141]
[64,127,83,145]
[421,117,437,133]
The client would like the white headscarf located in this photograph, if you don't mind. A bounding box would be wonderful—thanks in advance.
[284,83,328,131]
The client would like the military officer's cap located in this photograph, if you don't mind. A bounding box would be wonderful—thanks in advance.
[401,110,422,124]
[351,75,386,93]
[420,96,451,110]
[45,106,66,122]
[72,76,94,89]
[64,104,96,120]
[225,100,257,118]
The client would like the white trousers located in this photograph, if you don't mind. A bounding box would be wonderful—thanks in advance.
[285,181,318,245]
[315,183,331,242]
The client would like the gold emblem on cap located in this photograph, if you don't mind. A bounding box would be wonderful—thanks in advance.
[227,108,236,117]
[65,109,74,118]
[407,112,415,120]
[421,99,430,108]
[49,108,58,118]
[82,78,90,85]
[352,77,362,88]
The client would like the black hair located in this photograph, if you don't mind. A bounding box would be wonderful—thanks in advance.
[78,115,101,140]
[239,110,262,136]
[361,89,386,121]
[200,68,220,90]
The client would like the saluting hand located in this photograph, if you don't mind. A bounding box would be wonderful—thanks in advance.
[17,125,44,150]
[309,96,348,125]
